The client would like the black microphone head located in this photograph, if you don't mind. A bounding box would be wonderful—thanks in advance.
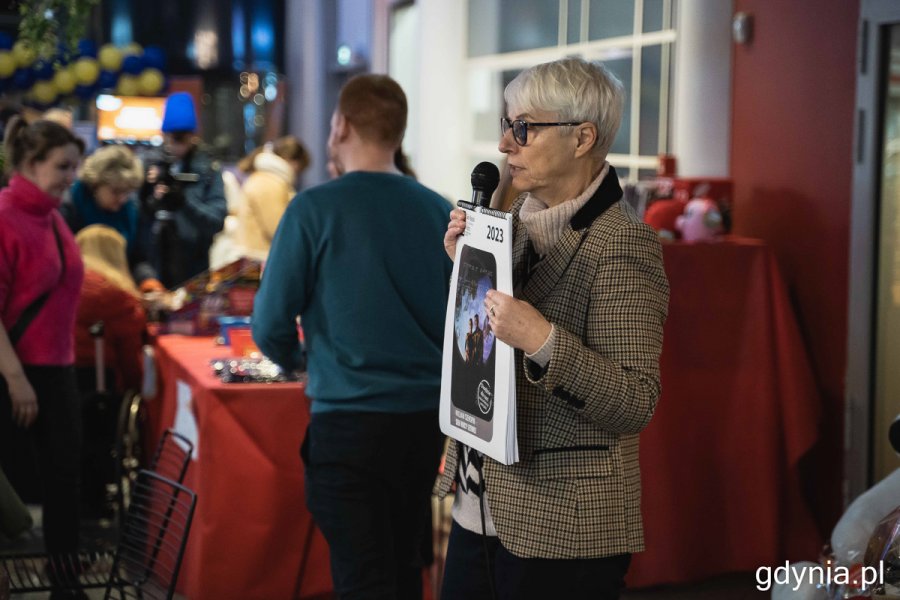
[890,415,900,455]
[471,161,501,197]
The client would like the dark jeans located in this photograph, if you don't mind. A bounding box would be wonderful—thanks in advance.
[0,365,82,555]
[441,520,631,600]
[302,409,443,600]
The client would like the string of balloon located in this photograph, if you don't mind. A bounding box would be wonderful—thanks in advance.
[0,34,167,107]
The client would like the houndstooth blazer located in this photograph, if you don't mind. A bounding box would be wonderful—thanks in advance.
[436,166,669,559]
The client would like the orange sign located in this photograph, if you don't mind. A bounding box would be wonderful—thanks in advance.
[96,94,166,144]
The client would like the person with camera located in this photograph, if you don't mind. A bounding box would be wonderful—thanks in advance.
[137,92,226,289]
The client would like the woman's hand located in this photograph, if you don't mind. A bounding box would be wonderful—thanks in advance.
[153,184,170,201]
[444,208,467,260]
[6,371,38,428]
[484,290,552,354]
[146,165,161,184]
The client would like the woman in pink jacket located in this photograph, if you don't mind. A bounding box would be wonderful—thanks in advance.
[0,117,86,599]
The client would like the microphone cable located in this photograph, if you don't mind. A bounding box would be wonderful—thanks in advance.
[458,440,498,600]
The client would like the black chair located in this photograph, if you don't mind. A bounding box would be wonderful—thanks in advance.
[1,469,196,599]
[117,428,193,519]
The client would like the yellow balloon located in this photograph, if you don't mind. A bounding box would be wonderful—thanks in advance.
[122,42,143,57]
[0,51,15,78]
[12,40,36,68]
[31,80,57,104]
[53,66,77,94]
[98,43,123,72]
[137,68,163,95]
[116,74,139,96]
[73,57,99,85]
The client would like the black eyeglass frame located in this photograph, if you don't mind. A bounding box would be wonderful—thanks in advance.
[500,117,583,146]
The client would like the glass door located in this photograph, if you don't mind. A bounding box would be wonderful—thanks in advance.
[848,1,900,501]
[873,25,900,483]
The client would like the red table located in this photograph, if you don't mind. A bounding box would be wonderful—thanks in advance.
[626,237,823,588]
[147,335,333,600]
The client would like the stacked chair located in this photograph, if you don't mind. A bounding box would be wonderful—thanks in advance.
[0,429,196,599]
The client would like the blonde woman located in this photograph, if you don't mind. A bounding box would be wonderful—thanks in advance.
[237,135,310,259]
[73,225,146,394]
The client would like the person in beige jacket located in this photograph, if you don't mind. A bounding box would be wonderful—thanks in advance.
[236,136,310,260]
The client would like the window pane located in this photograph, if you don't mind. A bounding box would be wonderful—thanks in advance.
[639,45,662,156]
[469,0,559,56]
[588,0,634,40]
[567,0,581,44]
[604,57,632,155]
[642,0,664,32]
[470,68,521,144]
[468,0,502,56]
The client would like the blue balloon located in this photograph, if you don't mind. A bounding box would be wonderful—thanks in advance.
[121,54,143,75]
[97,69,119,90]
[77,39,97,58]
[0,33,13,51]
[54,42,71,65]
[74,83,96,100]
[142,45,165,71]
[11,68,34,90]
[33,61,54,81]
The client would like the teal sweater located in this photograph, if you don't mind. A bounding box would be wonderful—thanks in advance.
[252,171,453,413]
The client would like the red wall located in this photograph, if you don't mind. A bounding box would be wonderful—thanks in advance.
[731,0,859,529]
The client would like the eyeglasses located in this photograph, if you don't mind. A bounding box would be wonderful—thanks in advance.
[500,117,582,146]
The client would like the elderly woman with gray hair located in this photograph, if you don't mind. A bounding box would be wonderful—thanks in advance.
[60,145,164,291]
[438,57,670,599]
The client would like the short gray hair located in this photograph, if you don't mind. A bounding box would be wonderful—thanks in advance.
[79,144,144,190]
[504,57,625,158]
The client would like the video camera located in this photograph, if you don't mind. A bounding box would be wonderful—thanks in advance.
[140,155,201,217]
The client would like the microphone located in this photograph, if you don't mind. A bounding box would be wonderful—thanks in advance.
[890,415,900,454]
[471,162,500,208]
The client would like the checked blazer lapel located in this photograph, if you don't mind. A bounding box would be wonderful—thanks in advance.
[520,226,586,306]
[515,165,624,306]
[511,212,530,296]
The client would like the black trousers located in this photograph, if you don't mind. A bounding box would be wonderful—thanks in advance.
[0,365,82,555]
[302,409,443,600]
[441,520,631,600]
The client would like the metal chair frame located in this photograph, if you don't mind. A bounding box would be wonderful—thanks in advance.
[0,429,195,597]
[2,469,196,599]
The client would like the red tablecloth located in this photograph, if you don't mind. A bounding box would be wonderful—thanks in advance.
[626,237,823,588]
[148,335,332,600]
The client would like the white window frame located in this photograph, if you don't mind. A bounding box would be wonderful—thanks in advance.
[464,0,677,181]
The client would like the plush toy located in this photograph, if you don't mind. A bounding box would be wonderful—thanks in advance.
[675,197,724,242]
[643,198,687,240]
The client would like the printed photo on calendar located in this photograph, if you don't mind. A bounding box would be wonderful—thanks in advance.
[449,244,496,442]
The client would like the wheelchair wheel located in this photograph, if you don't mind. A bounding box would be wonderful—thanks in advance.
[112,391,143,522]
